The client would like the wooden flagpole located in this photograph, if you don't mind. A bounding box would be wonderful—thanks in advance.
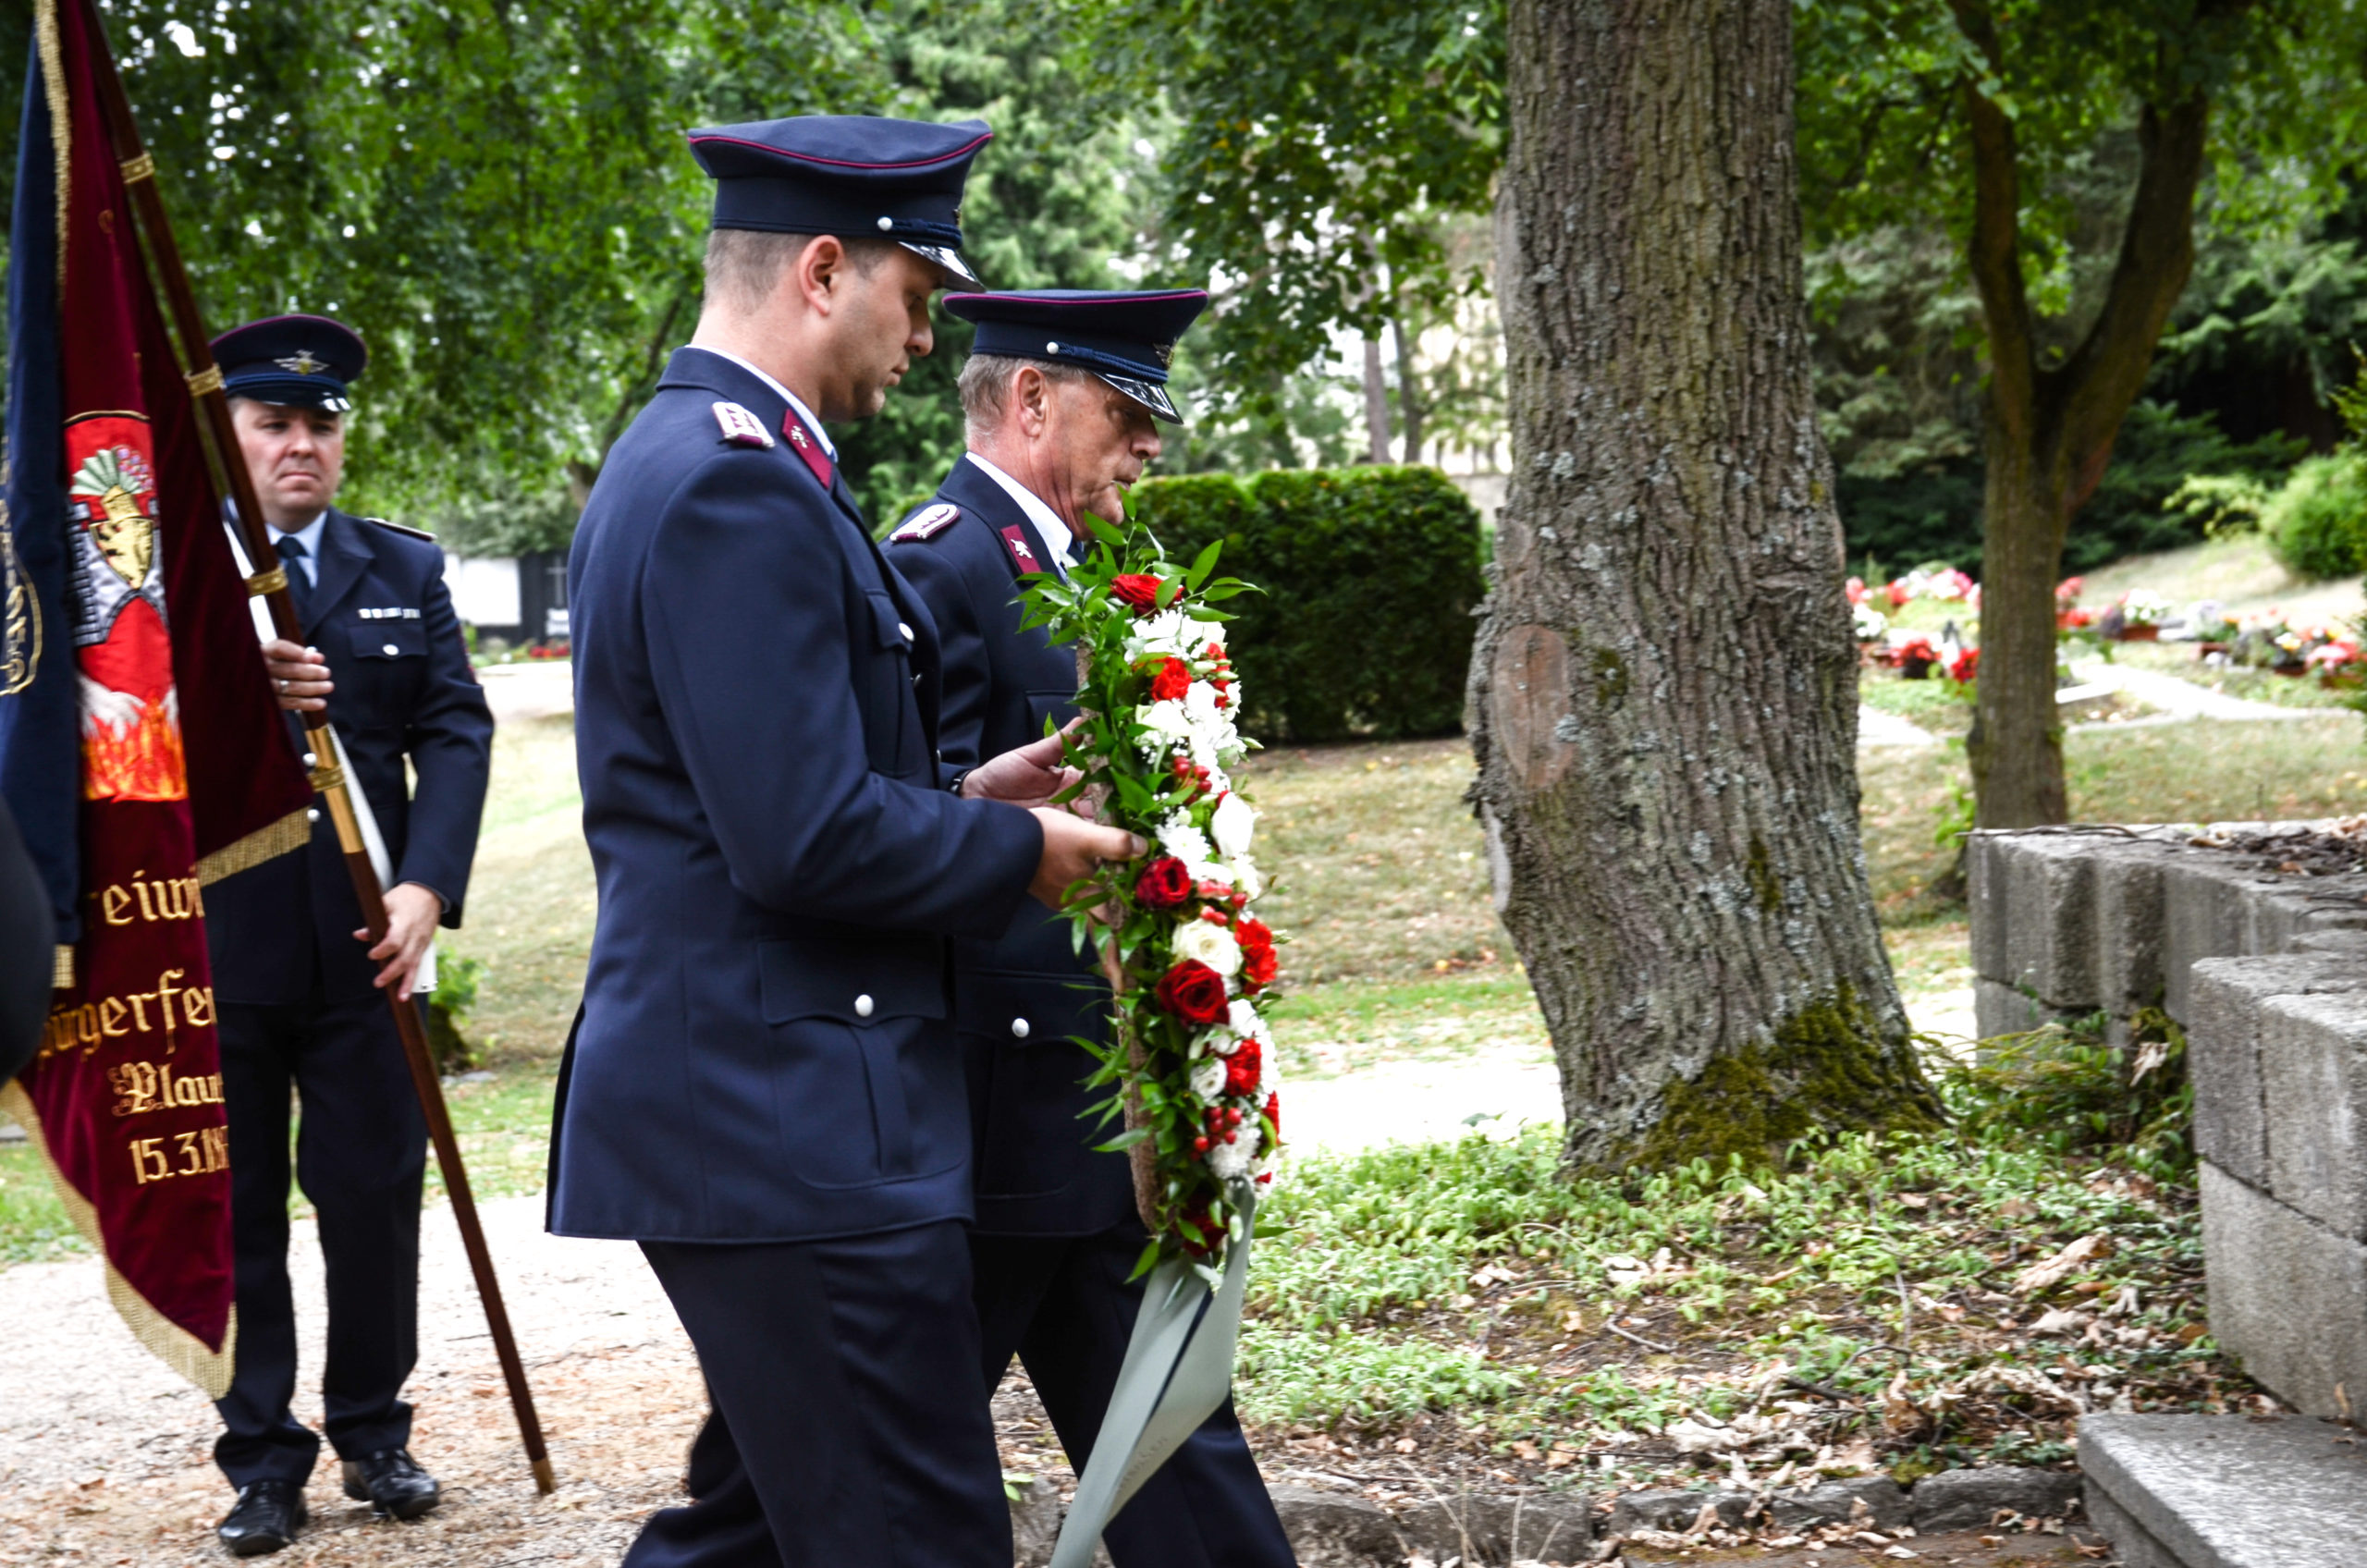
[76,4,556,1495]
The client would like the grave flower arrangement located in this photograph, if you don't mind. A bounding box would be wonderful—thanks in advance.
[1019,518,1281,1283]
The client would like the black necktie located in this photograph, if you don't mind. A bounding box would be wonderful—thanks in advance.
[275,534,313,626]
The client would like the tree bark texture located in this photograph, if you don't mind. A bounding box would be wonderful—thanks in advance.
[1954,6,2209,828]
[1472,0,1933,1170]
[1362,336,1392,462]
[1392,315,1427,464]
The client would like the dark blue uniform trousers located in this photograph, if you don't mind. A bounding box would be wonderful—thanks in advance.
[974,1226,1298,1568]
[626,1220,1012,1568]
[214,991,427,1488]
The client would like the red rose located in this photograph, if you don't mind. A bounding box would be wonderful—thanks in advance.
[1110,574,1165,614]
[1236,917,1278,990]
[1222,1037,1262,1098]
[1149,656,1191,702]
[1134,856,1194,910]
[1156,960,1230,1025]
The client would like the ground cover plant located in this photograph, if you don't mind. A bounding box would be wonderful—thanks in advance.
[1235,1079,2226,1496]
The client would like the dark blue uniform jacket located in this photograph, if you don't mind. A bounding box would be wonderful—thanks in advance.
[548,349,1045,1243]
[891,457,1134,1237]
[204,508,492,1006]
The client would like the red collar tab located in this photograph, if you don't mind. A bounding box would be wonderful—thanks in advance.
[782,410,834,488]
[999,525,1045,575]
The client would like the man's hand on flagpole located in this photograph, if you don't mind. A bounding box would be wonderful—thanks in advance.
[263,638,333,713]
[359,882,441,994]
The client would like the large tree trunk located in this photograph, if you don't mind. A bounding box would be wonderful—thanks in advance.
[1953,9,2210,827]
[1471,0,1934,1171]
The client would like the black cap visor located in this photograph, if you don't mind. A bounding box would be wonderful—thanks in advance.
[1098,370,1182,424]
[901,239,984,290]
[224,374,351,413]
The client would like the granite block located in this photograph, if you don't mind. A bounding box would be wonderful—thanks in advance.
[2161,858,2261,1023]
[2259,987,2367,1242]
[2199,1161,2367,1418]
[2079,1413,2367,1568]
[1605,1487,1753,1536]
[1907,1465,2081,1531]
[1398,1491,1593,1562]
[1765,1475,1909,1531]
[1265,1487,1399,1567]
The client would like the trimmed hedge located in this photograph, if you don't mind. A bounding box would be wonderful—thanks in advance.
[1130,465,1485,741]
[2267,449,2367,580]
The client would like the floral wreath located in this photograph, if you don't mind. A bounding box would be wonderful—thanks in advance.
[1020,515,1280,1283]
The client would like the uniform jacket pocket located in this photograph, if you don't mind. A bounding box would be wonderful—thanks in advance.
[758,935,958,1191]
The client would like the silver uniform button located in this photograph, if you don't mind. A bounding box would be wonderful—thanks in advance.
[854,994,875,1019]
[382,642,399,655]
[1010,1017,1030,1039]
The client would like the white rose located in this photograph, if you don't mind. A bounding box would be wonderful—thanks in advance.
[1173,920,1241,977]
[1210,792,1256,859]
[1132,608,1192,656]
[1232,854,1264,901]
[1189,1055,1228,1103]
[1208,1137,1253,1181]
[1136,700,1191,739]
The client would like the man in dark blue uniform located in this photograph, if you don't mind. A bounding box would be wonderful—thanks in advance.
[199,315,494,1554]
[890,289,1297,1568]
[548,118,1144,1568]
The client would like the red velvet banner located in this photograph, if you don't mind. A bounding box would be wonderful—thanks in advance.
[5,0,313,1396]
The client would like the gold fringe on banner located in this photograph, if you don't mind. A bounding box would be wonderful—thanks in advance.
[34,0,65,292]
[0,1081,237,1398]
[193,805,311,887]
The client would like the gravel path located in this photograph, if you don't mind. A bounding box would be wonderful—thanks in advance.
[2066,655,2319,725]
[0,1194,701,1565]
[1857,704,1941,748]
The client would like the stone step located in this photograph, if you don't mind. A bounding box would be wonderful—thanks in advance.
[2080,1413,2367,1568]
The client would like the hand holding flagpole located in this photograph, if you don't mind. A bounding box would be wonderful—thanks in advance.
[74,0,554,1495]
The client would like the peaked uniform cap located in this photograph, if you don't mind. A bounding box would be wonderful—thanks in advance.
[688,116,991,288]
[943,288,1208,423]
[210,313,367,413]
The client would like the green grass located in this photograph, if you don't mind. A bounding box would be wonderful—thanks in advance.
[1240,1108,2223,1480]
[0,1142,84,1264]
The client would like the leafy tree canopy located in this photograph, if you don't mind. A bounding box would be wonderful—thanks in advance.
[2,2,1158,545]
[1084,0,1502,413]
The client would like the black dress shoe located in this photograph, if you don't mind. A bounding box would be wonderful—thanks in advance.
[218,1479,308,1557]
[340,1448,441,1520]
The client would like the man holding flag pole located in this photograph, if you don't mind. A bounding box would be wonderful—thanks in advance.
[197,311,494,1552]
[4,3,553,1555]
